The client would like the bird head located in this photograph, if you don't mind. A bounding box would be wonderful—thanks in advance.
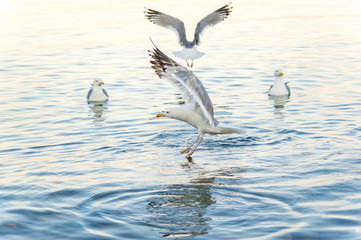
[274,69,284,77]
[92,78,104,86]
[156,110,171,118]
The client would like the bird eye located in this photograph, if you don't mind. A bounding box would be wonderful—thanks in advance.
[166,111,169,114]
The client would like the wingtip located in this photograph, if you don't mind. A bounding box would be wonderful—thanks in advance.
[215,2,233,19]
[143,7,151,15]
[144,7,157,18]
[149,38,162,59]
[149,37,156,48]
[148,40,182,80]
[148,40,167,78]
[225,2,233,12]
[143,7,152,12]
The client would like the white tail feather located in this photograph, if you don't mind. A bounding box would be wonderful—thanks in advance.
[216,123,244,135]
[173,48,205,60]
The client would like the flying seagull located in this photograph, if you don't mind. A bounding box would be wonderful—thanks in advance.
[145,3,233,67]
[268,69,291,96]
[87,78,109,102]
[149,42,243,158]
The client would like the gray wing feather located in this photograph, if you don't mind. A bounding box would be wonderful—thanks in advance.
[172,71,215,128]
[165,75,194,102]
[87,88,93,100]
[194,3,233,45]
[149,43,216,128]
[149,44,192,102]
[285,83,291,96]
[144,8,187,46]
[102,88,109,98]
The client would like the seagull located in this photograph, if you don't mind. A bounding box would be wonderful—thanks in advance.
[144,3,233,67]
[87,78,109,102]
[268,69,290,96]
[149,42,243,158]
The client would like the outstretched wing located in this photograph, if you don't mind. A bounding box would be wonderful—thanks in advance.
[149,42,216,128]
[144,8,187,46]
[194,3,233,45]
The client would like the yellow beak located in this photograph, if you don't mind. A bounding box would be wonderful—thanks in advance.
[280,73,284,76]
[156,113,165,117]
[100,82,104,85]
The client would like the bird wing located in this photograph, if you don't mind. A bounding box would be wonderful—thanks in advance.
[285,83,291,96]
[144,8,187,46]
[87,88,93,100]
[149,43,216,128]
[102,89,109,98]
[194,3,233,45]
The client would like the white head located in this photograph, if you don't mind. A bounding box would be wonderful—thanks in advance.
[92,78,104,86]
[274,69,284,77]
[156,110,172,119]
[155,108,189,122]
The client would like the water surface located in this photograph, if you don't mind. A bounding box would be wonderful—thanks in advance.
[1,0,361,239]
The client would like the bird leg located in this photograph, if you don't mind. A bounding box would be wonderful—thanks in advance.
[180,148,190,154]
[186,135,204,157]
[190,60,194,68]
[180,135,200,154]
[186,60,190,67]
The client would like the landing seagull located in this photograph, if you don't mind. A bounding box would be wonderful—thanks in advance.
[87,78,109,102]
[268,69,290,96]
[145,3,233,67]
[149,42,243,158]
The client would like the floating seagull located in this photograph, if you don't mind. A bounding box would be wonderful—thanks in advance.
[144,3,233,67]
[268,69,290,96]
[87,78,109,102]
[149,42,243,158]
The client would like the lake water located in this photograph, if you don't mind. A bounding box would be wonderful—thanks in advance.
[1,0,361,239]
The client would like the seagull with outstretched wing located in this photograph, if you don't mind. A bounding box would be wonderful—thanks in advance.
[145,3,233,67]
[149,41,242,159]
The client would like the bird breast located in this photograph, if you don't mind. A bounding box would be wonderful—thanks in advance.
[269,78,289,96]
[89,86,107,101]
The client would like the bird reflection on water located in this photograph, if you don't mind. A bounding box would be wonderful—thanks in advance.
[146,177,216,238]
[268,95,290,109]
[88,103,108,122]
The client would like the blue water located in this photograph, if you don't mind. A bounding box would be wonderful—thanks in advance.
[1,0,361,239]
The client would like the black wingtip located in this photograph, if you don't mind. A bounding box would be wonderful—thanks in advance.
[148,39,181,79]
[148,38,168,61]
[148,39,166,78]
[149,37,156,49]
[144,7,162,18]
[216,2,233,18]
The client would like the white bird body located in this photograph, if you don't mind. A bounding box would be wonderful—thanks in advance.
[173,47,205,61]
[87,78,109,102]
[169,103,206,129]
[169,103,242,135]
[149,42,242,158]
[268,69,290,96]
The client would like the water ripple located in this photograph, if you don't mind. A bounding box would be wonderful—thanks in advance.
[1,0,361,239]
